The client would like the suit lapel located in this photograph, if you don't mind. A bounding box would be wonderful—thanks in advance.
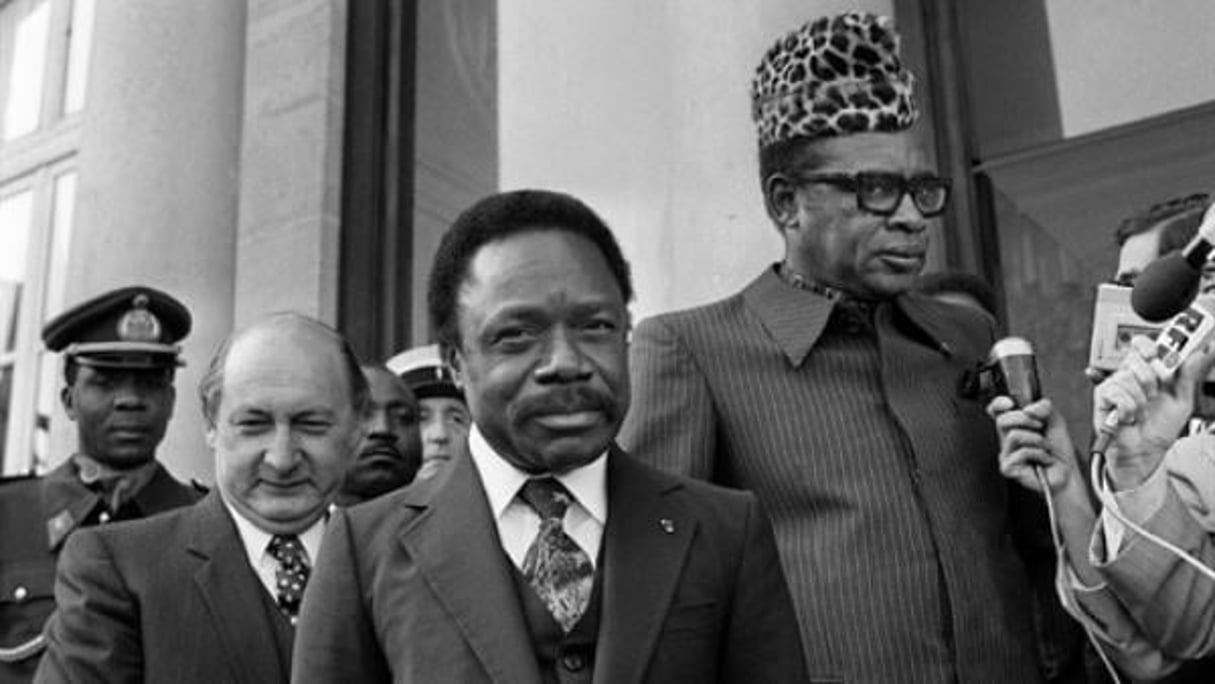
[187,492,288,684]
[398,454,542,682]
[744,268,973,366]
[595,448,694,684]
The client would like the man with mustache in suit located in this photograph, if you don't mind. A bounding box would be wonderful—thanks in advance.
[294,189,808,682]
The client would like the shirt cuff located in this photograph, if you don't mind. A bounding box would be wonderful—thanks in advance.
[1096,456,1171,557]
[1063,555,1107,593]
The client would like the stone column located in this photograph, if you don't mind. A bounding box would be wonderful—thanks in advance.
[60,0,247,483]
[234,0,348,327]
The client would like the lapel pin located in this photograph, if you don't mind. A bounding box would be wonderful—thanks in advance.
[659,518,675,534]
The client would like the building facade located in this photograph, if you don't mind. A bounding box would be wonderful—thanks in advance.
[2,0,1214,481]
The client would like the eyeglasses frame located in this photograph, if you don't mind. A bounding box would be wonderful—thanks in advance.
[789,171,952,218]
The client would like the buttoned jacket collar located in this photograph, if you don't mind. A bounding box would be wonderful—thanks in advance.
[741,264,958,368]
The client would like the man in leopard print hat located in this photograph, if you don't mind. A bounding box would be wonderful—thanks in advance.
[623,11,1073,682]
[751,11,917,147]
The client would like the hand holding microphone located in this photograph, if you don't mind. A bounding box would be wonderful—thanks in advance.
[986,338,1081,495]
[1089,298,1215,600]
[1092,295,1215,489]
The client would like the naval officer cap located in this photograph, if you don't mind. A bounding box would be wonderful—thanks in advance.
[386,344,463,400]
[42,285,191,369]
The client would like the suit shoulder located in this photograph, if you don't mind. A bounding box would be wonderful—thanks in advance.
[146,463,207,502]
[670,472,756,508]
[344,488,405,524]
[637,292,746,330]
[900,290,996,356]
[633,294,751,361]
[341,488,420,545]
[659,471,764,544]
[0,472,41,497]
[0,474,44,511]
[0,471,38,486]
[627,454,755,508]
[0,475,44,538]
[71,500,196,551]
[903,290,994,332]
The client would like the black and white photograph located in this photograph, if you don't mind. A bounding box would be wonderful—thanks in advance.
[2,1,1214,682]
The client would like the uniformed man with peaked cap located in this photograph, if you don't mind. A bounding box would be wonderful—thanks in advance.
[0,285,203,681]
[387,344,471,480]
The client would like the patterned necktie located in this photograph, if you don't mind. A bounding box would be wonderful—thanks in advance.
[519,478,594,633]
[267,534,310,624]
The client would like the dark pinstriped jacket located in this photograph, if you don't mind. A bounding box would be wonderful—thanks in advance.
[620,267,1047,683]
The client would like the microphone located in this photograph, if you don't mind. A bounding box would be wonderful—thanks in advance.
[988,337,1041,408]
[1093,294,1215,453]
[987,337,1059,497]
[1131,202,1215,321]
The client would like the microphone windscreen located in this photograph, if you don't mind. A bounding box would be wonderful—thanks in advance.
[989,337,1040,408]
[1131,251,1201,322]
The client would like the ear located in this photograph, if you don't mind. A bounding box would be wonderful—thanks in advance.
[204,424,217,451]
[763,173,800,231]
[60,385,76,420]
[444,344,467,390]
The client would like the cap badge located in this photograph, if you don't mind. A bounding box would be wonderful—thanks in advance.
[116,294,162,343]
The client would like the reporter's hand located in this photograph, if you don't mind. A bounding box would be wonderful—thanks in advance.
[1083,366,1110,385]
[1093,334,1215,488]
[988,396,1078,495]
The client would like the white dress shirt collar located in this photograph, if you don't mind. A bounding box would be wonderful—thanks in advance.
[469,424,607,523]
[221,494,327,597]
[467,423,608,568]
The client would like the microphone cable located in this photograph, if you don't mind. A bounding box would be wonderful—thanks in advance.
[1088,406,1215,583]
[1088,451,1215,583]
[1057,424,1215,683]
[1034,462,1123,684]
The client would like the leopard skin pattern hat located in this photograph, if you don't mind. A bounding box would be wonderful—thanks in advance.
[751,11,918,148]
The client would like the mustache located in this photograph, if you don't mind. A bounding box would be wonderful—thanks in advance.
[515,387,619,422]
[357,439,404,461]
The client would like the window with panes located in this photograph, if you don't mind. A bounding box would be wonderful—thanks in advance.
[0,0,94,474]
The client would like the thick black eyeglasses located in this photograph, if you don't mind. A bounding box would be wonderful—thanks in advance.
[793,172,952,218]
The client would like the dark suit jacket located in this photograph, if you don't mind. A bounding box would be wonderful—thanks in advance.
[0,460,198,682]
[620,268,1051,683]
[292,446,807,683]
[35,492,294,684]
